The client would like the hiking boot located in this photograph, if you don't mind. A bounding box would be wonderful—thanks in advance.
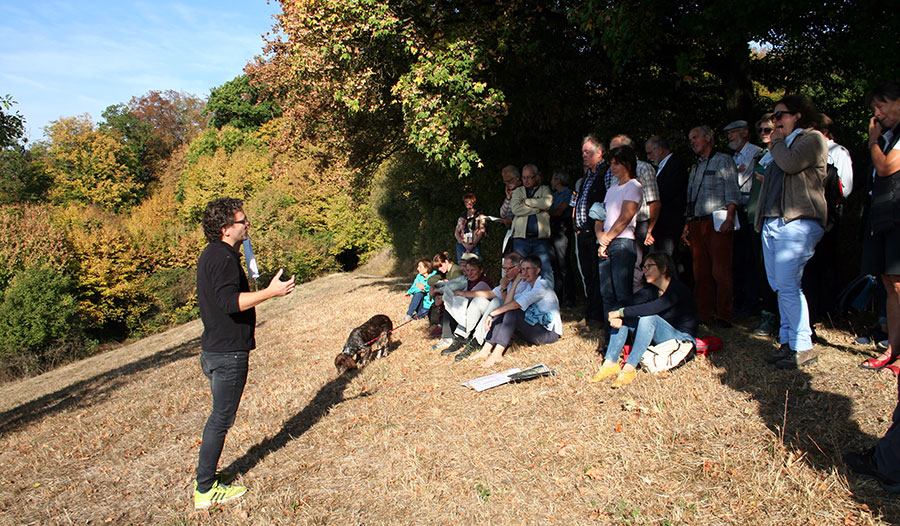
[843,448,900,493]
[440,337,466,355]
[611,369,637,388]
[432,337,453,351]
[775,348,818,369]
[194,480,247,509]
[589,363,620,383]
[752,310,777,337]
[454,339,479,361]
[764,343,792,364]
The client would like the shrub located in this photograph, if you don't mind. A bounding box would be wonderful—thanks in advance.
[0,264,80,376]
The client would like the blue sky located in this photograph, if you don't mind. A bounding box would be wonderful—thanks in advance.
[0,0,282,141]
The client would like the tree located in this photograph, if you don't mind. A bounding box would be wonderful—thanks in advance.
[44,115,142,211]
[0,95,25,149]
[206,75,281,130]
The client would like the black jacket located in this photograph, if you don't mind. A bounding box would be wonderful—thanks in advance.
[197,241,256,352]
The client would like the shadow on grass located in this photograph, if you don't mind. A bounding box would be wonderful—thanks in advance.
[708,333,900,520]
[222,342,401,477]
[0,337,201,435]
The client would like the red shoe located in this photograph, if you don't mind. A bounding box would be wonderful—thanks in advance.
[428,325,442,338]
[860,349,896,370]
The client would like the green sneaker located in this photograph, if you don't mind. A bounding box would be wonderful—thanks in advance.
[454,339,478,361]
[194,480,247,509]
[441,337,466,355]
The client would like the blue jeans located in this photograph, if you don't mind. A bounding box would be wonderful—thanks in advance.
[598,237,636,332]
[761,218,824,351]
[406,292,429,318]
[456,243,482,264]
[512,237,554,288]
[604,314,695,368]
[196,351,249,492]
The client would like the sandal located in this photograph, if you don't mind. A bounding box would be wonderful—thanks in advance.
[860,349,896,370]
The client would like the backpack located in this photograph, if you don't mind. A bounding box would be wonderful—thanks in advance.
[823,162,843,231]
[640,339,695,374]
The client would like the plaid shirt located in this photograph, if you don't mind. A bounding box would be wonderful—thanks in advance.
[686,151,740,218]
[571,162,604,230]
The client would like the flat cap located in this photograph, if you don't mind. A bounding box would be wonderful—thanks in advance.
[723,120,749,132]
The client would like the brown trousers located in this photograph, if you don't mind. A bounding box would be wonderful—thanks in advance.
[686,219,734,323]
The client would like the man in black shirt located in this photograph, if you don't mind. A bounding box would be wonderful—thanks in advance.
[193,198,295,509]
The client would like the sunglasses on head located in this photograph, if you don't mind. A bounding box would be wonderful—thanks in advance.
[772,110,796,120]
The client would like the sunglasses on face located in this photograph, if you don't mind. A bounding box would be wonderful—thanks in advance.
[772,110,796,120]
[233,218,250,225]
[757,127,773,134]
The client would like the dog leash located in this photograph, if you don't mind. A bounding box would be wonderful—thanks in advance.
[362,311,428,346]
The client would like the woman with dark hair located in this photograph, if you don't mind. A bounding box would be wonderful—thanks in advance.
[590,252,698,387]
[596,145,642,335]
[754,94,828,369]
[844,82,900,492]
[454,192,486,263]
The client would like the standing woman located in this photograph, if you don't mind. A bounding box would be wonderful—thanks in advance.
[455,192,486,263]
[861,83,900,368]
[597,145,642,335]
[754,94,828,369]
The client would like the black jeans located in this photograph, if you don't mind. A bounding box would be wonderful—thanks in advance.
[196,351,249,492]
[575,228,602,321]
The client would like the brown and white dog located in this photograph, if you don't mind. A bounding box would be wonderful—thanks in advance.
[334,314,393,375]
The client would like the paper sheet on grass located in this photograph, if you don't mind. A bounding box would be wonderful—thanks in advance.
[462,364,555,392]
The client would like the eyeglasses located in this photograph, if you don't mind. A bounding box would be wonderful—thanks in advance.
[233,218,250,225]
[756,127,773,134]
[641,262,657,270]
[772,110,796,120]
[502,264,518,271]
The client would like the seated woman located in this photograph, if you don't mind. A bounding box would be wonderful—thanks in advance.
[427,251,465,327]
[470,255,562,368]
[436,257,493,357]
[403,258,438,322]
[589,252,698,387]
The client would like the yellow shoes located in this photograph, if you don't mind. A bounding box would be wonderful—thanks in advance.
[589,363,620,383]
[611,369,637,388]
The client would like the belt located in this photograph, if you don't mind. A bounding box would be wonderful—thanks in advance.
[687,215,713,222]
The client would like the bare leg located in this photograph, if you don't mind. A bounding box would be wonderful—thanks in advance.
[884,275,900,359]
[481,345,506,368]
[469,342,492,361]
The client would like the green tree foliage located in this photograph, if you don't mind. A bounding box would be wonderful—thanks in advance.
[43,115,143,211]
[206,75,281,130]
[0,95,25,149]
[0,264,79,376]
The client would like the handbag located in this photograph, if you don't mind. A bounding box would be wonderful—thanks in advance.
[640,339,695,374]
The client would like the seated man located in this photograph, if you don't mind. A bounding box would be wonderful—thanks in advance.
[470,255,563,368]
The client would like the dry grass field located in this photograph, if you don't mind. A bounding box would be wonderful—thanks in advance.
[1,267,900,525]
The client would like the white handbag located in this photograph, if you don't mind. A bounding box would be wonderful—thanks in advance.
[641,339,695,374]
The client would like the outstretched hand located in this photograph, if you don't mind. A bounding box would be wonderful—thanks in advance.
[267,269,295,297]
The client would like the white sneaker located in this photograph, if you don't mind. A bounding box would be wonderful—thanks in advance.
[432,337,453,351]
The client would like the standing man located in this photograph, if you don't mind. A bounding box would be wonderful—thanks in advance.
[572,136,608,326]
[511,163,554,287]
[645,135,690,281]
[498,165,522,258]
[683,126,741,328]
[193,198,295,509]
[549,169,576,307]
[724,120,764,317]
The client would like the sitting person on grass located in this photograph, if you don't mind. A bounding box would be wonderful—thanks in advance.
[433,257,493,356]
[403,258,438,322]
[589,252,698,387]
[470,255,562,368]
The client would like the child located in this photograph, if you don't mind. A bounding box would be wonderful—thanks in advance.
[404,259,438,322]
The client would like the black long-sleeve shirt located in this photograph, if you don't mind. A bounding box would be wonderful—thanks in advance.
[617,278,698,337]
[197,241,256,352]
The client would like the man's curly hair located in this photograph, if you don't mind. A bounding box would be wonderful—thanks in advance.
[202,198,244,243]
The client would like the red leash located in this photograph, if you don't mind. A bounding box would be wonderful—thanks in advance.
[362,312,428,345]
